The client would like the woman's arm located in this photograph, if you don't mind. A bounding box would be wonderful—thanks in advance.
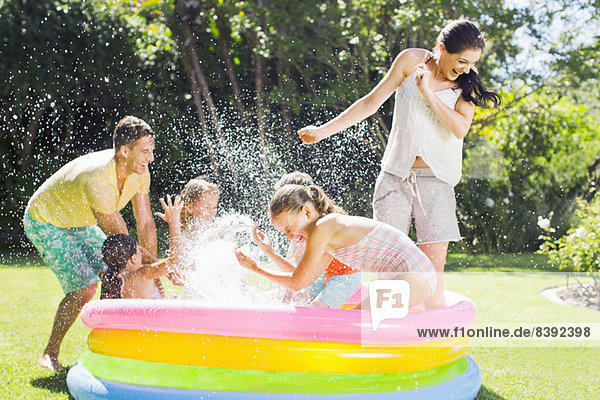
[414,64,476,139]
[298,49,424,144]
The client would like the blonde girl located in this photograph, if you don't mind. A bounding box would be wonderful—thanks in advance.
[179,177,220,234]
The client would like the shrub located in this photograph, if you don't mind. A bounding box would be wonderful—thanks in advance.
[538,195,600,298]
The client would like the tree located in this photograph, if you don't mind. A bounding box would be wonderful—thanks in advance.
[459,89,600,252]
[0,0,188,237]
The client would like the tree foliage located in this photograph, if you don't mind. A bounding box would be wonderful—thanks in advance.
[0,0,189,235]
[1,0,599,255]
[459,89,600,252]
[539,196,600,274]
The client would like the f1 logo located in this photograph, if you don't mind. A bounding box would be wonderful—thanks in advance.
[368,280,411,331]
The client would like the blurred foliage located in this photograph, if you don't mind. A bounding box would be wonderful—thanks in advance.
[0,0,191,235]
[460,89,600,252]
[538,194,600,299]
[539,196,600,274]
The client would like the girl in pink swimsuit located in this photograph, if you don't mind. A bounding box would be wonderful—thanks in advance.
[235,184,437,308]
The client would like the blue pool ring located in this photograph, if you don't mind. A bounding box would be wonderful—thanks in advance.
[67,354,481,400]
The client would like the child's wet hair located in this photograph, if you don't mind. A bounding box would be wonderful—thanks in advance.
[100,234,138,299]
[179,177,220,228]
[270,184,345,218]
[273,171,314,191]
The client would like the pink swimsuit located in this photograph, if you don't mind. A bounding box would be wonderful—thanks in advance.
[328,224,437,291]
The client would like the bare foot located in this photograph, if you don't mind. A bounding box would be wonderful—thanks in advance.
[38,354,63,371]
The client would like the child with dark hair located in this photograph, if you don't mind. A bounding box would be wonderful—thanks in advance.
[100,234,141,299]
[236,184,437,308]
[100,196,184,299]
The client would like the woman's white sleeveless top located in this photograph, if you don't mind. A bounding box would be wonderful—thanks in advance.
[381,70,464,187]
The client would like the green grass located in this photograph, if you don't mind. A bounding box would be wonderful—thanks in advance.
[0,267,91,399]
[1,254,599,399]
[444,271,600,399]
[446,252,556,272]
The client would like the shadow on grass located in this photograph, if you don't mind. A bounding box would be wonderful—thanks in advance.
[30,367,72,398]
[476,385,506,399]
[28,371,505,400]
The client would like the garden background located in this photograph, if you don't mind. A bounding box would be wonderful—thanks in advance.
[1,0,600,399]
[1,0,600,253]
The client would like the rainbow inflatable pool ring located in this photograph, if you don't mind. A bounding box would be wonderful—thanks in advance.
[67,291,481,399]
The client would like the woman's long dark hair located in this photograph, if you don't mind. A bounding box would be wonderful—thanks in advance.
[437,20,502,108]
[100,234,138,299]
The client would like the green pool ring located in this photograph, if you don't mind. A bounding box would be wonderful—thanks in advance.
[79,351,468,394]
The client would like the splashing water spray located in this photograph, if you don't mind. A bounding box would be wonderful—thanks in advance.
[175,213,288,306]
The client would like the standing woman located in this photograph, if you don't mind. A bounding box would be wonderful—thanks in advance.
[298,20,501,309]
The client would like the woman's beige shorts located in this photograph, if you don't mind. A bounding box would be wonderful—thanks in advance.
[372,169,461,244]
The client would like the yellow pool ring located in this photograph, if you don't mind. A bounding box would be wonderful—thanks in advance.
[89,329,468,373]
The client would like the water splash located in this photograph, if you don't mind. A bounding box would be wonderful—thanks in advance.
[177,213,285,306]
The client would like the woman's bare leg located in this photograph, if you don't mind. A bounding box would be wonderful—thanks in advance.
[419,241,449,309]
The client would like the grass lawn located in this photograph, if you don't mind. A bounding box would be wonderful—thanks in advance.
[1,252,599,399]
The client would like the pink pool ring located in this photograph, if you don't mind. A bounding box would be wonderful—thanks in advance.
[68,290,481,399]
[81,290,475,345]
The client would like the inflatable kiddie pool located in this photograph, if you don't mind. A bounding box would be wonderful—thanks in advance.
[67,290,481,399]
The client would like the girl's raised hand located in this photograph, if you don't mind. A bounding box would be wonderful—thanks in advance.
[298,125,322,144]
[154,194,183,224]
[234,248,258,271]
[251,225,273,252]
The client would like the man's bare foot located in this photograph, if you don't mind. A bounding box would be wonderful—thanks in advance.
[38,354,63,371]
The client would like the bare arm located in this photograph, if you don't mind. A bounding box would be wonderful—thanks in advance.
[250,225,296,273]
[298,49,424,144]
[128,196,185,289]
[154,195,185,276]
[236,221,335,291]
[235,250,330,292]
[135,258,171,281]
[93,210,158,264]
[261,247,297,273]
[131,193,158,264]
[94,210,128,236]
[415,64,475,139]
